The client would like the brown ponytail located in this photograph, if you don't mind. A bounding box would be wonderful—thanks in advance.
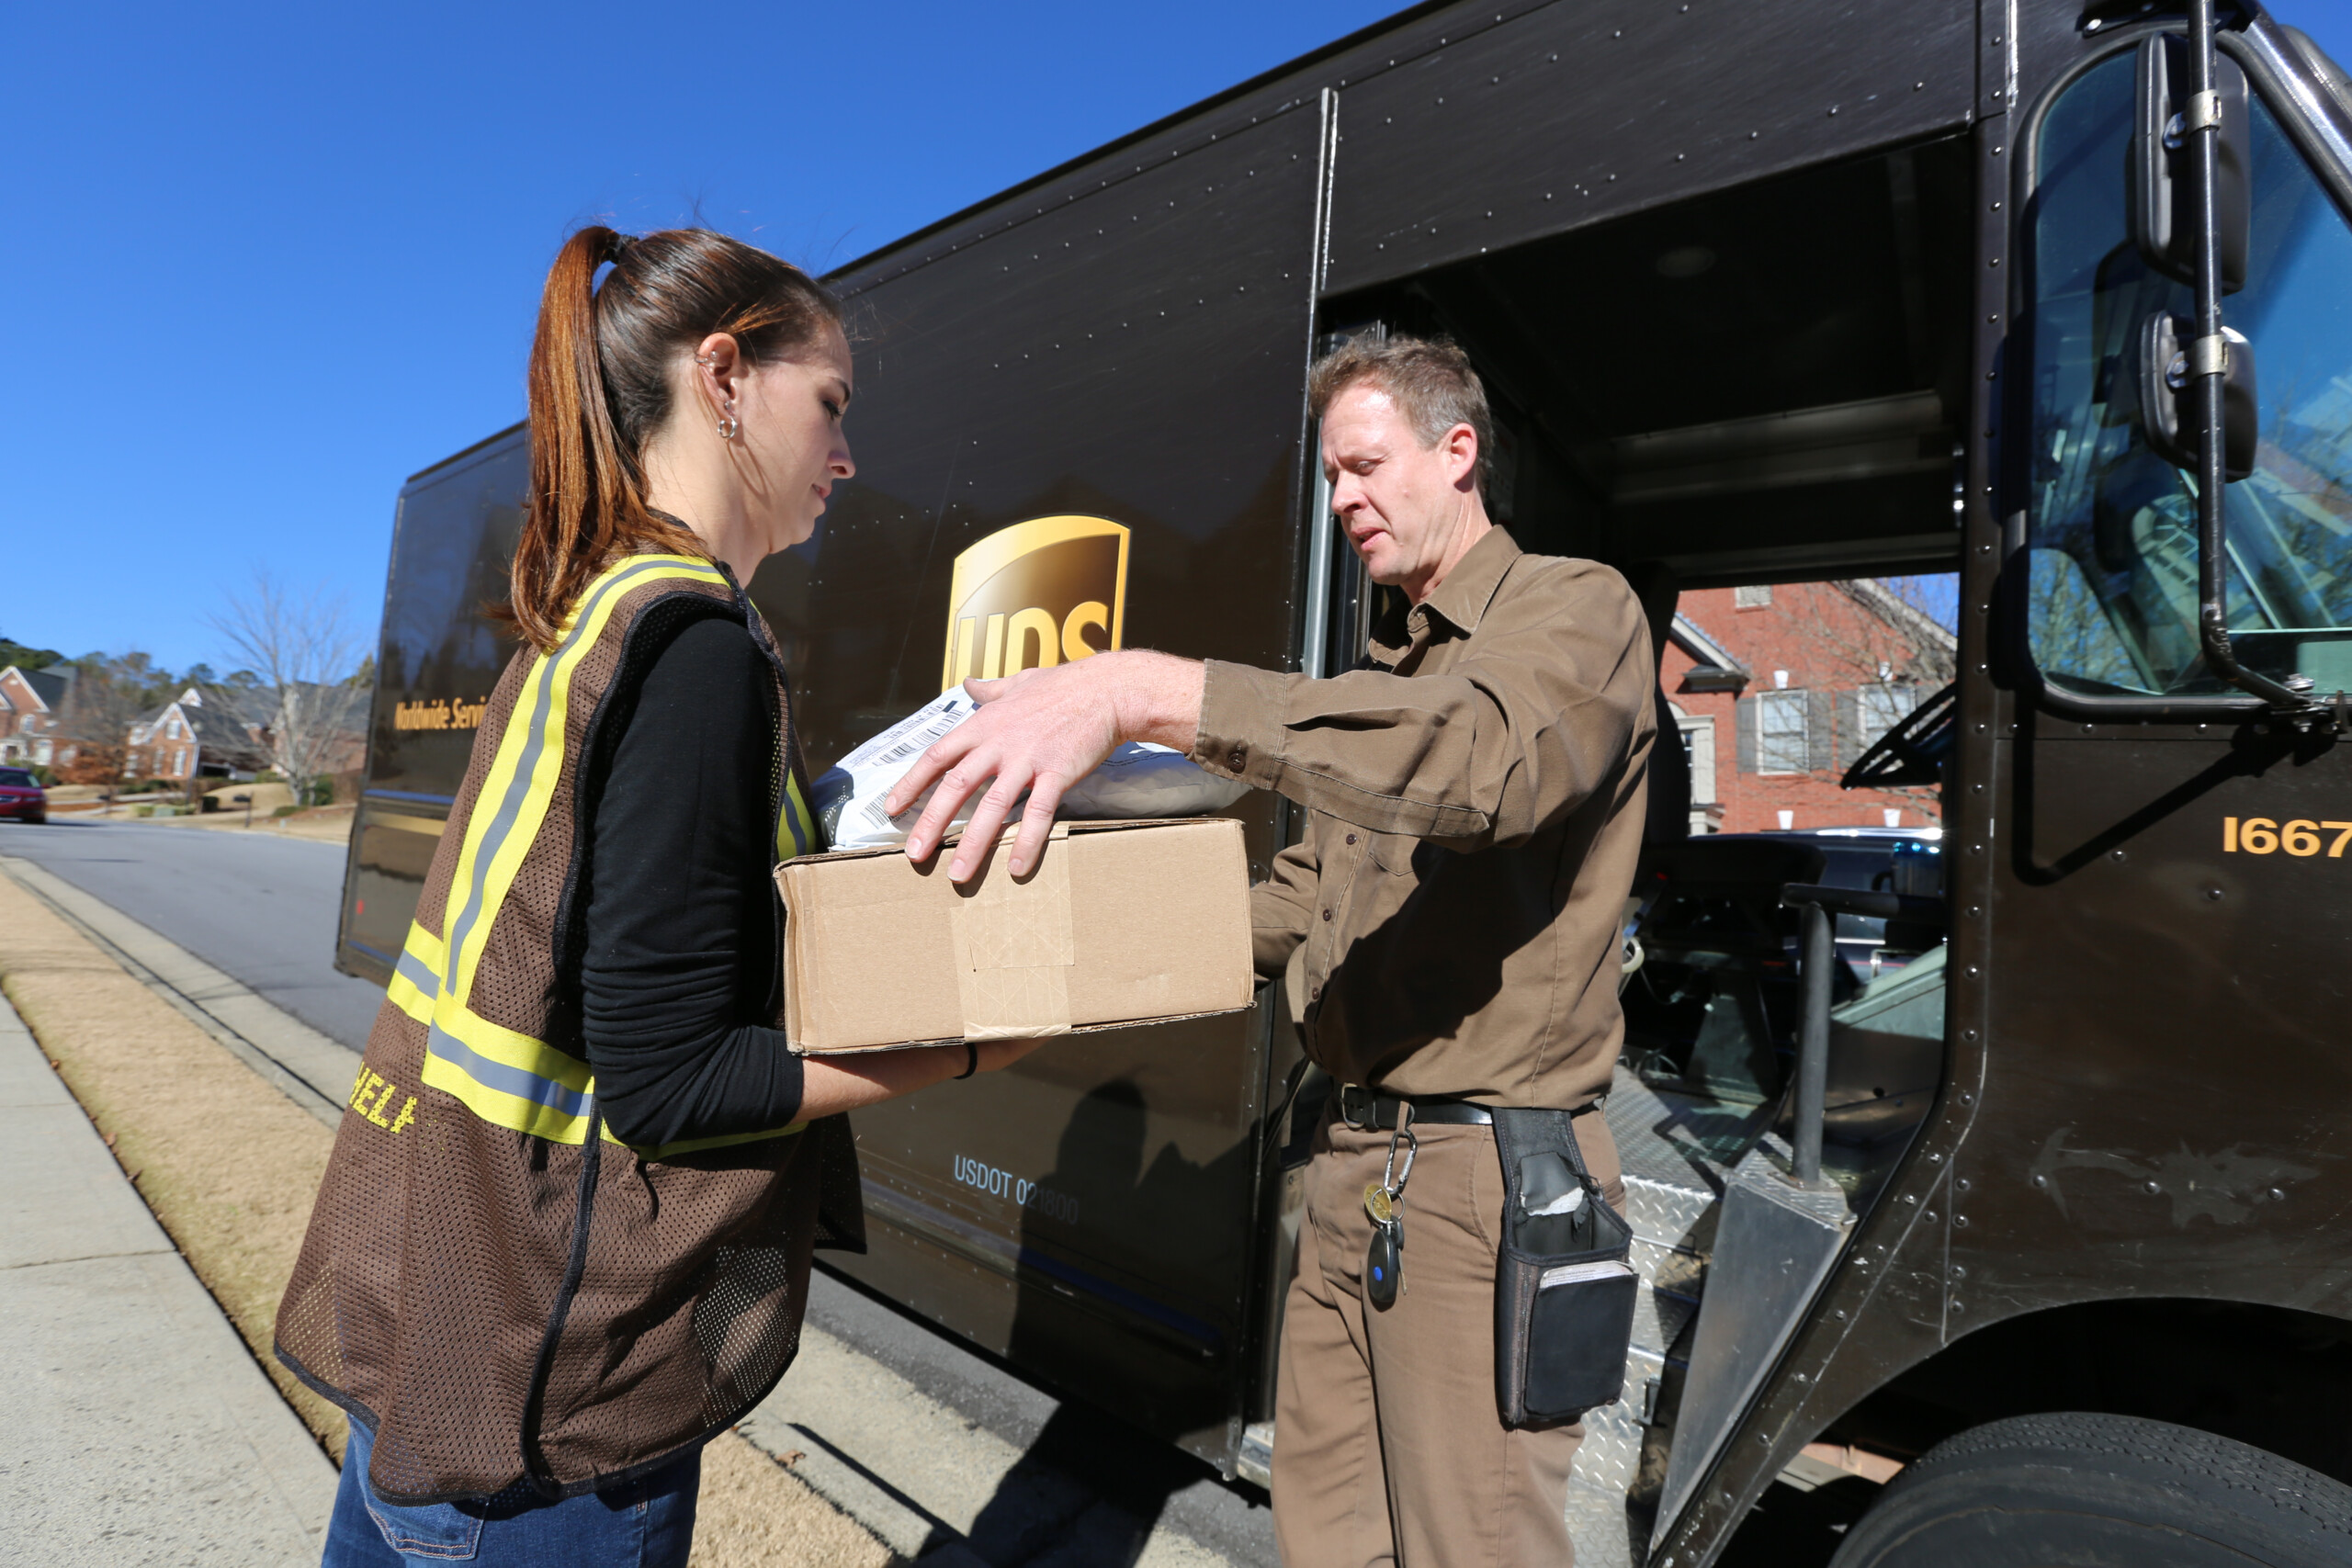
[503,226,842,650]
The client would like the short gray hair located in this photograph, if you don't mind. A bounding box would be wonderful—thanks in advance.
[1307,333,1494,497]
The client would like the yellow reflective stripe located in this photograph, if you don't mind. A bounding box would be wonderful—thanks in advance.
[780,768,818,859]
[402,921,445,971]
[386,921,445,1024]
[444,556,724,1014]
[401,947,804,1151]
[388,971,432,1026]
[424,557,725,1141]
[419,1051,594,1144]
[393,911,808,1153]
[379,555,808,1156]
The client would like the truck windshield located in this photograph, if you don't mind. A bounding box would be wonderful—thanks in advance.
[2027,49,2352,699]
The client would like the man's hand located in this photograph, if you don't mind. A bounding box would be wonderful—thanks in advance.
[885,649,1206,880]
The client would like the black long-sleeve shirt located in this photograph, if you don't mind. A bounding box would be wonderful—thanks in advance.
[579,613,805,1149]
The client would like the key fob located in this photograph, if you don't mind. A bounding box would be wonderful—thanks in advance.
[1366,1220,1402,1311]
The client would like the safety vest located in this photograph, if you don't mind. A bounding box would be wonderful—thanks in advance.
[276,552,864,1506]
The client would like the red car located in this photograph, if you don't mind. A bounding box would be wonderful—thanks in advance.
[0,767,46,824]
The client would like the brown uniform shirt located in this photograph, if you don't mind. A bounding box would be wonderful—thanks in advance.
[1192,526,1654,1108]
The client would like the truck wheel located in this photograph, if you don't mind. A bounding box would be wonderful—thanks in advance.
[1828,1412,2352,1567]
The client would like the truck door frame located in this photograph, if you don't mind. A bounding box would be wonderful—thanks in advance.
[1651,13,2352,1565]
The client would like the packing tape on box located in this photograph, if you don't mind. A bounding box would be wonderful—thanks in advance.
[948,825,1075,1042]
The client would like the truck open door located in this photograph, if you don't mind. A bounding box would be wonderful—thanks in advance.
[1645,9,2352,1565]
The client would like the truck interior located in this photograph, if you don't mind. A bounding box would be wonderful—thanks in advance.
[1292,129,1981,1548]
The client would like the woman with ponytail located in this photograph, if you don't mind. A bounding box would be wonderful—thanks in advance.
[280,228,1045,1567]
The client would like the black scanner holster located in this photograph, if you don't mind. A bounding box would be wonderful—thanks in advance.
[1491,1107,1639,1427]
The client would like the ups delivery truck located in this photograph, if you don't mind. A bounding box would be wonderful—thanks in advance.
[337,2,2352,1562]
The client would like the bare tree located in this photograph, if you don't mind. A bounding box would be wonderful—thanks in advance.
[1807,577,1961,690]
[54,651,174,802]
[1763,577,1960,822]
[207,571,369,807]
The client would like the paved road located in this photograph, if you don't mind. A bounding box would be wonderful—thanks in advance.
[0,816,1279,1567]
[0,820,386,1050]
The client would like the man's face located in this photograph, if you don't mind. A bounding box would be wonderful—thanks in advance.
[1319,381,1479,598]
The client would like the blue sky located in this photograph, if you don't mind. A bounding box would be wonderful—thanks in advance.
[4,2,2349,673]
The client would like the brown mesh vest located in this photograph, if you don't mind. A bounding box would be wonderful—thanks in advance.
[276,552,864,1504]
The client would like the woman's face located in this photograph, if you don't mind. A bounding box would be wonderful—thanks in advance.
[733,321,855,554]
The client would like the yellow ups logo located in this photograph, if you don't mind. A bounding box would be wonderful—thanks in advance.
[940,515,1130,691]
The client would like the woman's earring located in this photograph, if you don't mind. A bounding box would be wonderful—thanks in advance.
[717,397,739,442]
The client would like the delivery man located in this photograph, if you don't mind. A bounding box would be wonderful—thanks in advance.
[886,334,1656,1567]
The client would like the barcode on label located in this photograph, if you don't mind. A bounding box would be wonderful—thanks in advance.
[841,700,970,770]
[859,795,902,831]
[865,734,937,769]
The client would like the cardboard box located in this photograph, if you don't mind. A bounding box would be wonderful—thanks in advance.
[773,818,1255,1054]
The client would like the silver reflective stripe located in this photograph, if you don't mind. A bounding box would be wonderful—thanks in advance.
[427,1022,594,1120]
[395,946,439,997]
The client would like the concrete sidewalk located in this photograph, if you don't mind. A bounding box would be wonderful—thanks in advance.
[0,988,337,1565]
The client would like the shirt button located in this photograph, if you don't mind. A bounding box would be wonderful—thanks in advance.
[1322,908,1332,921]
[1227,748,1246,770]
[1310,985,1322,1001]
[1346,833,1358,846]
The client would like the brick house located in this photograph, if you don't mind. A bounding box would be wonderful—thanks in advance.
[125,688,270,784]
[1661,581,1953,834]
[0,664,77,771]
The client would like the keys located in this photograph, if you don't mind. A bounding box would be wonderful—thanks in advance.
[1366,1216,1403,1310]
[1364,1109,1418,1312]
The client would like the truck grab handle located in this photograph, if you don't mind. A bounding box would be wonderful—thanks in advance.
[1777,885,1948,1185]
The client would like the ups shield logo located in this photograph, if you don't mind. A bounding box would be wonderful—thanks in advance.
[941,515,1130,691]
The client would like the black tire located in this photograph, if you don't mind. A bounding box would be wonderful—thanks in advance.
[1828,1412,2352,1568]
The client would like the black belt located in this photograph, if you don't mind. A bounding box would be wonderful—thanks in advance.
[1335,1084,1603,1132]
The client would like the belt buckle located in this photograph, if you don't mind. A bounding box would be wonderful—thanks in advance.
[1339,1083,1375,1129]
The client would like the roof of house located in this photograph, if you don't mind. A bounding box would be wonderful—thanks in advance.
[1669,612,1747,677]
[1,664,74,712]
[129,693,264,756]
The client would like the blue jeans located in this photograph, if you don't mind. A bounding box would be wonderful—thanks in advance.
[322,1418,700,1566]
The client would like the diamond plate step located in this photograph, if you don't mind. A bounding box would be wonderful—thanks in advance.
[1563,1476,1651,1568]
[1561,1067,1769,1564]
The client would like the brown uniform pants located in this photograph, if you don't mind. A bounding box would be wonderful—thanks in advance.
[1272,1111,1624,1568]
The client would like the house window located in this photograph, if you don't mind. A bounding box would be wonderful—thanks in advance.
[1757,690,1809,773]
[1856,683,1918,749]
[1734,584,1773,609]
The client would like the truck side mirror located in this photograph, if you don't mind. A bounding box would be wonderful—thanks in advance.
[2132,311,2257,480]
[2131,33,2250,294]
